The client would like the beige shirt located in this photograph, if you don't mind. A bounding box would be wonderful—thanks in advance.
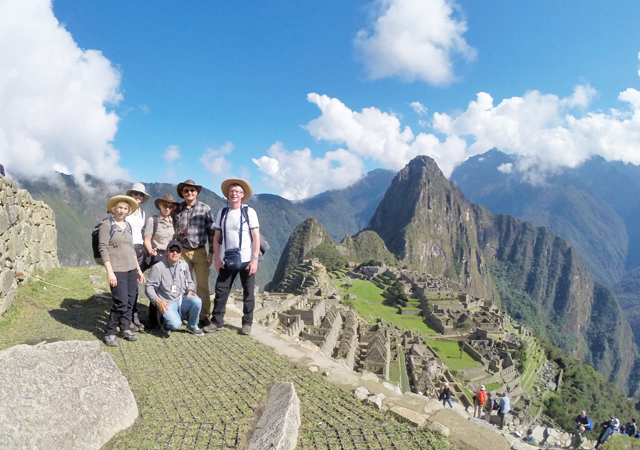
[98,219,138,272]
[144,215,175,251]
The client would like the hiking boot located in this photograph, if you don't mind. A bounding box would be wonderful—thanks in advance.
[123,330,138,342]
[199,317,212,329]
[104,334,119,347]
[240,325,251,335]
[129,323,140,332]
[203,323,223,333]
[133,314,144,331]
[187,326,205,336]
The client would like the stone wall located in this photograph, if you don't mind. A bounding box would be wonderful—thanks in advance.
[0,176,58,314]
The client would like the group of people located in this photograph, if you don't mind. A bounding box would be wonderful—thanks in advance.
[471,385,511,429]
[97,178,261,346]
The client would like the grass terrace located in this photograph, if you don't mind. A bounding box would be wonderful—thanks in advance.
[0,267,455,450]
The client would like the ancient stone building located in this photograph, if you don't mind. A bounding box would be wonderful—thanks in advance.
[0,177,58,315]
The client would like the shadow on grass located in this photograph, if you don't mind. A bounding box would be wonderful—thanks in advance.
[48,293,155,340]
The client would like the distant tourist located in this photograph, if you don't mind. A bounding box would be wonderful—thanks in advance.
[143,193,179,329]
[484,392,496,423]
[439,383,453,408]
[474,385,486,419]
[622,418,637,437]
[522,429,535,443]
[595,416,620,449]
[144,239,203,336]
[125,183,151,330]
[575,410,593,431]
[498,392,510,430]
[210,179,260,335]
[0,163,4,177]
[99,195,145,346]
[572,426,585,449]
[174,180,215,330]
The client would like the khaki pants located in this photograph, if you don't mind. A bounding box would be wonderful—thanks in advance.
[181,247,211,320]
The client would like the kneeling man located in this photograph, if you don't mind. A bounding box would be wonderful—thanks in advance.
[145,240,204,335]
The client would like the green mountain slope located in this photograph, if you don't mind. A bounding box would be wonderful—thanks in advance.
[365,155,637,394]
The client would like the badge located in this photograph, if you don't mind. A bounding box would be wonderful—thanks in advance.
[171,284,177,293]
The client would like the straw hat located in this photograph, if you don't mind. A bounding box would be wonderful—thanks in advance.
[221,179,252,203]
[107,195,138,216]
[177,179,202,198]
[126,182,151,203]
[154,194,180,210]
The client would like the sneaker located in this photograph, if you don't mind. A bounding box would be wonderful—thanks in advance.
[203,323,223,333]
[187,326,205,336]
[104,334,119,346]
[240,325,251,335]
[129,323,140,332]
[123,329,138,342]
[160,321,172,336]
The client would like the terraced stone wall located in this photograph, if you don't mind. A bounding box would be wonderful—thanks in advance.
[0,176,58,314]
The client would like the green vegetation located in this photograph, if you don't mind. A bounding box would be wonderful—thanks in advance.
[0,266,456,450]
[307,242,348,271]
[542,338,637,438]
[397,347,411,393]
[426,339,482,371]
[600,434,640,450]
[484,382,502,392]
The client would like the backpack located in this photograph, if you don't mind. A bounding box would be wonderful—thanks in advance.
[92,217,131,264]
[219,205,270,260]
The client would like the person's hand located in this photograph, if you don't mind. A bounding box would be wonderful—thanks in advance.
[248,258,258,276]
[206,253,213,267]
[149,248,157,256]
[108,272,117,287]
[137,269,145,283]
[187,290,195,297]
[157,298,169,314]
[215,258,223,275]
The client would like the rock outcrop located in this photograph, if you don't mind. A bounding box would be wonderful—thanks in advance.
[0,340,138,450]
[0,176,58,314]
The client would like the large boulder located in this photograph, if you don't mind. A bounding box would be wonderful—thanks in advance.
[0,340,138,450]
[246,381,301,450]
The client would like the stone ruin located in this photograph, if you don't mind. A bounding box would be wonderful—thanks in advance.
[0,176,59,315]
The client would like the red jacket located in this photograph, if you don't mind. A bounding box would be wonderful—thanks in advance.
[476,390,486,405]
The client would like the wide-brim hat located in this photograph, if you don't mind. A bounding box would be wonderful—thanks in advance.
[107,195,138,216]
[480,385,485,390]
[221,179,252,203]
[177,179,202,198]
[154,194,180,210]
[126,182,151,203]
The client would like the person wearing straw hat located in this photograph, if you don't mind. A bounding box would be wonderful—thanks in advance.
[208,179,260,335]
[174,180,215,328]
[100,195,145,347]
[125,182,151,329]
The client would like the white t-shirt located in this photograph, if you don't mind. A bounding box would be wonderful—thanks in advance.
[125,209,145,245]
[214,206,259,264]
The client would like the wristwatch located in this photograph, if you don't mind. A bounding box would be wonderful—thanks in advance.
[253,255,259,261]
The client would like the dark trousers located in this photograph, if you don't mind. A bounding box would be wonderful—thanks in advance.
[499,412,506,429]
[212,262,255,327]
[105,270,138,335]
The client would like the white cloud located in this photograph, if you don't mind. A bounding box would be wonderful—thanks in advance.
[163,145,181,164]
[253,142,364,200]
[200,142,233,176]
[354,0,476,85]
[410,101,427,115]
[304,93,466,176]
[497,163,512,174]
[0,0,126,182]
[434,83,640,179]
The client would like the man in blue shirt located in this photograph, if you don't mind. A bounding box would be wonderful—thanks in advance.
[499,393,511,430]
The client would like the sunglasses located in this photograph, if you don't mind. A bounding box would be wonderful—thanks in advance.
[130,192,144,197]
[168,247,182,254]
[182,188,197,193]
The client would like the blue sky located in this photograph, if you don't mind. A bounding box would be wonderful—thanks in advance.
[2,0,640,198]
